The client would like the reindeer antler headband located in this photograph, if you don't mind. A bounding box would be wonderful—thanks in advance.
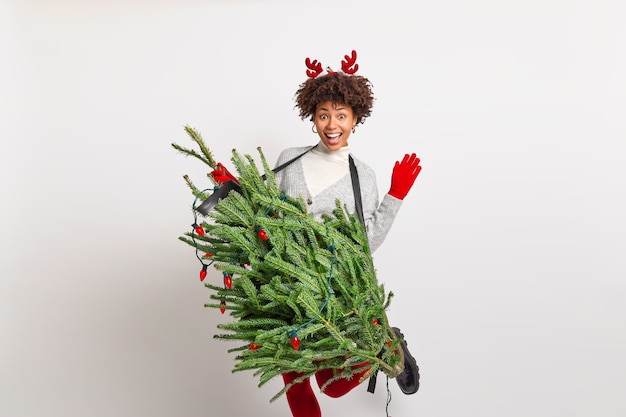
[305,50,359,78]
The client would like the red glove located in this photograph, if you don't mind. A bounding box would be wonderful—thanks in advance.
[210,162,239,184]
[388,153,421,200]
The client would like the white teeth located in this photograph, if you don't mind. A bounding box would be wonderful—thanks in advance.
[327,133,341,138]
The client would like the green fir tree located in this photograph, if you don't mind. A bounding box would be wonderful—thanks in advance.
[173,125,405,401]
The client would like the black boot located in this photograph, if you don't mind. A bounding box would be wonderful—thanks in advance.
[392,327,420,395]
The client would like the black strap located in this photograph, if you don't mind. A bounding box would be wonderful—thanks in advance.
[366,322,385,394]
[195,179,240,215]
[348,155,365,227]
[350,155,378,394]
[196,146,315,215]
[367,372,378,393]
[271,146,316,176]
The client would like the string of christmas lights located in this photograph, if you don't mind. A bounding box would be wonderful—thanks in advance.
[190,188,340,352]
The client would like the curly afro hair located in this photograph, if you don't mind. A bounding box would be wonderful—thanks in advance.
[294,73,374,125]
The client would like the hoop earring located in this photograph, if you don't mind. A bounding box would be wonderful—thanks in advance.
[352,125,356,134]
[312,125,318,134]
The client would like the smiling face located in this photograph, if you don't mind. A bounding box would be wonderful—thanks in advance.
[313,101,357,151]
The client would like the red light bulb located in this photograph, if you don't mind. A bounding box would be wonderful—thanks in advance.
[223,274,232,289]
[199,265,208,282]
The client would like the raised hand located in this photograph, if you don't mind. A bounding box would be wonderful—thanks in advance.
[388,153,421,200]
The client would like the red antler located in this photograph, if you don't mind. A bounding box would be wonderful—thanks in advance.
[305,57,323,78]
[341,50,359,74]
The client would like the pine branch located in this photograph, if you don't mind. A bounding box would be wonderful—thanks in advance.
[183,125,217,168]
[171,142,214,169]
[263,250,324,295]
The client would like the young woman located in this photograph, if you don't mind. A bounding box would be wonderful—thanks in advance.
[273,51,422,417]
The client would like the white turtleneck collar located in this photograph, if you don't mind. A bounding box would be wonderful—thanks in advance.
[311,140,351,162]
[302,141,351,198]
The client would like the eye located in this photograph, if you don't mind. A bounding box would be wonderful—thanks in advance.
[338,114,346,119]
[319,114,328,120]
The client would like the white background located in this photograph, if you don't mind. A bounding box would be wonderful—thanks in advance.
[2,1,625,416]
